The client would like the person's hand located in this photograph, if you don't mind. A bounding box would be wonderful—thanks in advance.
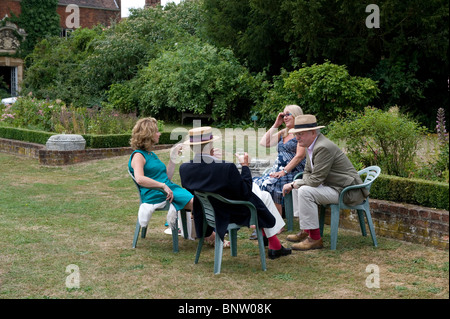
[162,184,174,203]
[235,152,250,166]
[169,143,184,162]
[269,170,286,179]
[210,148,222,159]
[273,112,285,128]
[282,183,293,196]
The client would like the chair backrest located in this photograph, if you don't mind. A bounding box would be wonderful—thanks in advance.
[127,168,168,204]
[128,168,142,204]
[357,166,381,191]
[194,191,218,229]
[194,191,259,228]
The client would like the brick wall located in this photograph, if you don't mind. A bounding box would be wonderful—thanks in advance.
[38,146,133,165]
[145,0,161,8]
[1,1,120,29]
[324,199,449,250]
[0,137,170,165]
[0,137,43,159]
[57,6,121,28]
[0,0,21,19]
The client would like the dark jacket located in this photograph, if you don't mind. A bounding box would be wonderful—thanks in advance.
[179,154,276,241]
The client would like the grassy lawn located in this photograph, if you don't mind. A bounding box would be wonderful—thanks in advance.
[0,150,448,299]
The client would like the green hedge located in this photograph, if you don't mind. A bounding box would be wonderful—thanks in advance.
[0,126,55,144]
[370,174,449,210]
[0,126,186,148]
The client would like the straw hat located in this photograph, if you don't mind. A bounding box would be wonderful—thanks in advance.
[288,114,325,134]
[183,126,220,145]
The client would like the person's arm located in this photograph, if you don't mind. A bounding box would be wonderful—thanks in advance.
[259,112,285,147]
[167,144,183,180]
[229,152,253,199]
[131,152,174,202]
[271,142,306,178]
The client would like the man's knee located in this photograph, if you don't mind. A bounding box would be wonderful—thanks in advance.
[297,185,316,199]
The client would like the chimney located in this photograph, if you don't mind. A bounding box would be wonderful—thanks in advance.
[145,0,161,8]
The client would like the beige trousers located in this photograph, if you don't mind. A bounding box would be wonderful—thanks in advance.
[295,185,339,230]
[252,183,285,238]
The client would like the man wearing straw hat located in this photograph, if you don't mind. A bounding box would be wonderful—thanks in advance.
[282,115,369,251]
[179,126,292,260]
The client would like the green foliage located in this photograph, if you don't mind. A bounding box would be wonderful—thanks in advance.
[0,126,55,145]
[125,39,257,121]
[0,94,64,131]
[11,0,60,57]
[202,0,449,130]
[0,95,137,135]
[370,174,449,211]
[252,69,302,127]
[0,127,181,148]
[327,106,428,177]
[23,2,208,113]
[22,27,101,107]
[284,61,379,124]
[414,108,449,183]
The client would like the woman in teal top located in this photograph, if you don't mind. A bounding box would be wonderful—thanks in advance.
[128,117,193,212]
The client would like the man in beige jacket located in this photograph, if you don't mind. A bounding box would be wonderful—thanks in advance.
[282,115,369,250]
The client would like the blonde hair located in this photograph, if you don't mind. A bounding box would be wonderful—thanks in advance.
[130,117,159,151]
[283,104,303,136]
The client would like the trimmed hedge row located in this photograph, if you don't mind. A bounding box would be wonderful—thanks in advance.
[370,174,449,211]
[0,126,185,148]
[0,126,54,145]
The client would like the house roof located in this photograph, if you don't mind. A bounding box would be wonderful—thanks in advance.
[58,0,120,11]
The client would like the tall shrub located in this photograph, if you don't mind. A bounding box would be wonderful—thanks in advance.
[284,61,379,124]
[327,106,428,177]
[117,39,257,121]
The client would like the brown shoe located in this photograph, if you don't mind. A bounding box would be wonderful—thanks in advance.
[291,237,323,251]
[286,230,309,243]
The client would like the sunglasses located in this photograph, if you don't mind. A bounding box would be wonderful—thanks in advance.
[283,113,293,117]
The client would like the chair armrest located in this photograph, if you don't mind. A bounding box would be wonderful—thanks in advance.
[206,192,256,211]
[293,172,304,180]
[338,181,371,203]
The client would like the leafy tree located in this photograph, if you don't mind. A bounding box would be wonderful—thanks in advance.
[22,27,101,107]
[203,0,449,128]
[119,39,257,122]
[284,61,379,124]
[203,0,290,74]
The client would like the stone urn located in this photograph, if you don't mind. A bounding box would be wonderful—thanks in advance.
[46,134,86,151]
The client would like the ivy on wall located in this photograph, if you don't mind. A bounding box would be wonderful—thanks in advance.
[8,0,60,58]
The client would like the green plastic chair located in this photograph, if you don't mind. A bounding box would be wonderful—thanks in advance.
[194,191,267,275]
[128,169,188,253]
[319,166,381,250]
[283,171,304,231]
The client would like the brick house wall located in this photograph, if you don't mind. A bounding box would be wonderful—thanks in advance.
[1,0,121,29]
[58,0,121,28]
[145,0,161,8]
[0,0,22,19]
